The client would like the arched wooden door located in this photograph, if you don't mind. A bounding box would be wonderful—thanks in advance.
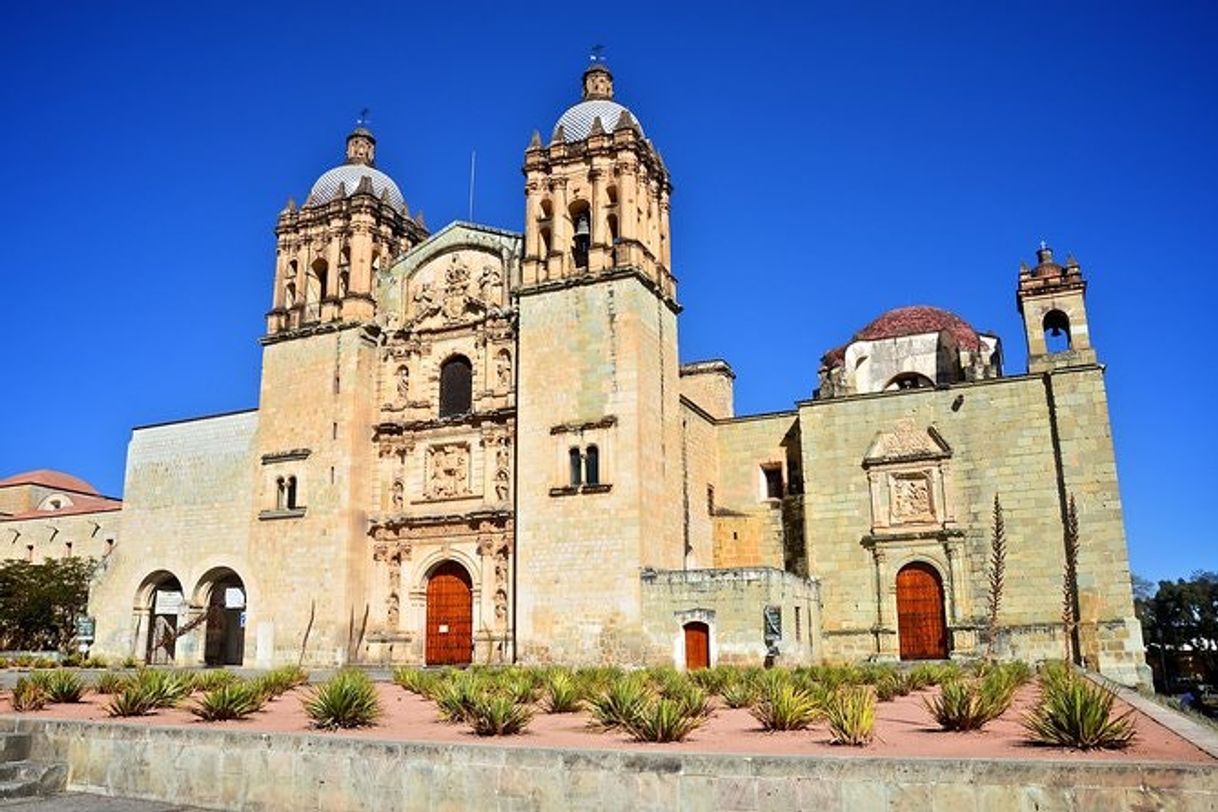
[684,622,710,670]
[426,561,473,666]
[896,562,949,660]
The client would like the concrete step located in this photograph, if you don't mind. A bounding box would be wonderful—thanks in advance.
[0,735,30,763]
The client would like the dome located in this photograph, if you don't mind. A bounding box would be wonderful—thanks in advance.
[822,306,982,368]
[0,469,99,494]
[553,99,643,143]
[306,163,405,209]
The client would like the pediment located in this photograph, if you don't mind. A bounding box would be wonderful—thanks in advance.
[863,420,951,467]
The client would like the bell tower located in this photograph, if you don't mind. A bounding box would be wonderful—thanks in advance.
[521,61,674,303]
[267,125,427,335]
[515,60,684,664]
[1017,243,1098,372]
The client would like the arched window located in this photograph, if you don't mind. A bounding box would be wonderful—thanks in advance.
[439,355,473,418]
[885,372,935,391]
[1043,310,1071,353]
[585,445,600,486]
[569,447,582,487]
[539,226,552,257]
[570,200,591,269]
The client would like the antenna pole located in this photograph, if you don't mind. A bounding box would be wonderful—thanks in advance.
[468,150,477,222]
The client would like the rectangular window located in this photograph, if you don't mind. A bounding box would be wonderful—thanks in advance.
[795,604,802,642]
[762,465,784,500]
[706,484,715,515]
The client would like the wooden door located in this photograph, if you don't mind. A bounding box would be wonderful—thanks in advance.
[684,622,710,670]
[426,561,473,666]
[896,563,949,660]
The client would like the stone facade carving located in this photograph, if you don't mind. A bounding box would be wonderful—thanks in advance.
[889,472,935,524]
[426,444,470,499]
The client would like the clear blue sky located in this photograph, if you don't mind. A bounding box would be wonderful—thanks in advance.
[1,3,1214,583]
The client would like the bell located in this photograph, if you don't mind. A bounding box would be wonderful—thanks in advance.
[574,213,591,238]
[1050,326,1063,337]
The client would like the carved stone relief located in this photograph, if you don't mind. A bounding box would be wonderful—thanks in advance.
[426,443,470,499]
[889,472,935,524]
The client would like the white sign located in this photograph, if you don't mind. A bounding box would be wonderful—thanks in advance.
[438,624,449,634]
[224,587,246,609]
[154,590,183,615]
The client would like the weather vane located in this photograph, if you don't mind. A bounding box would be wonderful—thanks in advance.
[357,108,371,127]
[590,44,605,63]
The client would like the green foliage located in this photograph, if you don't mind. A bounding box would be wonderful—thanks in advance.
[541,670,584,713]
[626,697,705,743]
[92,671,127,695]
[0,558,96,652]
[433,672,487,723]
[826,686,875,746]
[10,676,48,712]
[40,669,85,703]
[106,683,159,717]
[254,665,309,700]
[468,694,533,736]
[687,666,733,696]
[120,657,139,669]
[874,672,911,702]
[131,669,191,709]
[923,678,1010,732]
[589,674,650,730]
[192,670,241,693]
[750,682,820,731]
[907,663,962,690]
[392,667,442,698]
[720,677,761,709]
[1023,670,1136,750]
[1135,570,1218,689]
[190,682,266,721]
[304,669,381,730]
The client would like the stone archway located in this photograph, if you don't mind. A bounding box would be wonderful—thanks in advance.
[193,568,247,666]
[135,571,183,665]
[896,562,949,660]
[425,561,473,666]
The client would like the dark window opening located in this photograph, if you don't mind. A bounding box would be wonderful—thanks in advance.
[707,484,715,515]
[275,477,286,510]
[570,201,591,269]
[763,466,784,500]
[569,447,582,487]
[1043,309,1072,353]
[585,445,600,485]
[887,372,935,391]
[285,476,298,509]
[439,355,473,418]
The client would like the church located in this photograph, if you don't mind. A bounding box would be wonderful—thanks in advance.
[1,60,1150,688]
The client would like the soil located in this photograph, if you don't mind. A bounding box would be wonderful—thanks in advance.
[3,682,1211,763]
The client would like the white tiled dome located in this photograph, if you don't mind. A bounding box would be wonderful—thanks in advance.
[554,99,644,143]
[306,164,404,208]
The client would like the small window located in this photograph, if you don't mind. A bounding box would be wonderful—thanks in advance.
[886,372,934,391]
[285,476,299,510]
[706,484,715,515]
[569,447,583,486]
[762,465,784,500]
[795,605,802,642]
[439,355,473,418]
[275,477,286,510]
[585,445,600,485]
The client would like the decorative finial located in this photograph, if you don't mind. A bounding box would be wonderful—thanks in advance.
[357,108,371,127]
[590,44,606,63]
[1039,239,1048,250]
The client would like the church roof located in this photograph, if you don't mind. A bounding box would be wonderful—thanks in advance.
[306,163,405,209]
[821,305,983,368]
[553,99,643,142]
[0,469,99,494]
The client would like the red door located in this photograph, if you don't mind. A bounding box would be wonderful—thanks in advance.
[426,562,473,666]
[896,563,949,660]
[684,622,710,670]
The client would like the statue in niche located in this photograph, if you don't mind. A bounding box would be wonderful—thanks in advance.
[386,591,400,627]
[494,468,510,502]
[494,589,507,623]
[479,264,502,306]
[495,437,510,471]
[496,351,512,389]
[391,479,404,511]
[396,365,410,402]
[442,257,472,321]
[494,551,508,587]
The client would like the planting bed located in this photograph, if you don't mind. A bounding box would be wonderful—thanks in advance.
[1,680,1210,763]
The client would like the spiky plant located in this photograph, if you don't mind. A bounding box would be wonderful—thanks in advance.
[10,677,48,712]
[750,682,820,731]
[1023,673,1135,750]
[986,494,1007,659]
[720,677,761,709]
[541,670,584,713]
[131,669,191,709]
[589,674,649,730]
[190,682,266,721]
[826,686,875,746]
[192,670,241,693]
[923,672,1016,732]
[468,695,533,736]
[255,665,310,700]
[627,698,704,743]
[433,673,486,723]
[42,670,85,703]
[392,667,441,698]
[92,671,127,695]
[303,669,381,730]
[106,683,159,717]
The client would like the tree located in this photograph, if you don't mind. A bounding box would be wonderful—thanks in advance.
[1061,493,1081,664]
[985,494,1007,659]
[0,558,96,652]
[1136,571,1218,691]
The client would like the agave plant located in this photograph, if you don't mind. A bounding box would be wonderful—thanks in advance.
[468,695,533,736]
[190,682,266,721]
[1023,673,1135,750]
[923,677,1013,732]
[627,698,705,743]
[720,678,761,709]
[541,670,584,713]
[589,674,649,730]
[433,673,486,723]
[106,683,159,717]
[42,670,86,703]
[192,670,241,693]
[750,682,820,731]
[92,671,127,695]
[826,685,875,746]
[303,669,381,730]
[255,665,310,700]
[131,669,191,709]
[393,667,441,698]
[10,677,48,712]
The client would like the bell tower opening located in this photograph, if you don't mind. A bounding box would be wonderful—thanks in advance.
[1017,243,1096,372]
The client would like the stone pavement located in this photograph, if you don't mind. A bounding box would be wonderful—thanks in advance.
[0,794,205,811]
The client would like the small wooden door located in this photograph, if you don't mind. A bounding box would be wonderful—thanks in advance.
[426,562,473,666]
[896,562,949,660]
[684,622,710,670]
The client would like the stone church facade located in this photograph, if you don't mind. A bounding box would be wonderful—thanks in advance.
[6,61,1149,687]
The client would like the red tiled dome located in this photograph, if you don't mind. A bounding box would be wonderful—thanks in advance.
[822,306,982,368]
[0,469,99,495]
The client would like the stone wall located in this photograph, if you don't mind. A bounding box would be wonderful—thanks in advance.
[13,717,1217,811]
[641,567,820,667]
